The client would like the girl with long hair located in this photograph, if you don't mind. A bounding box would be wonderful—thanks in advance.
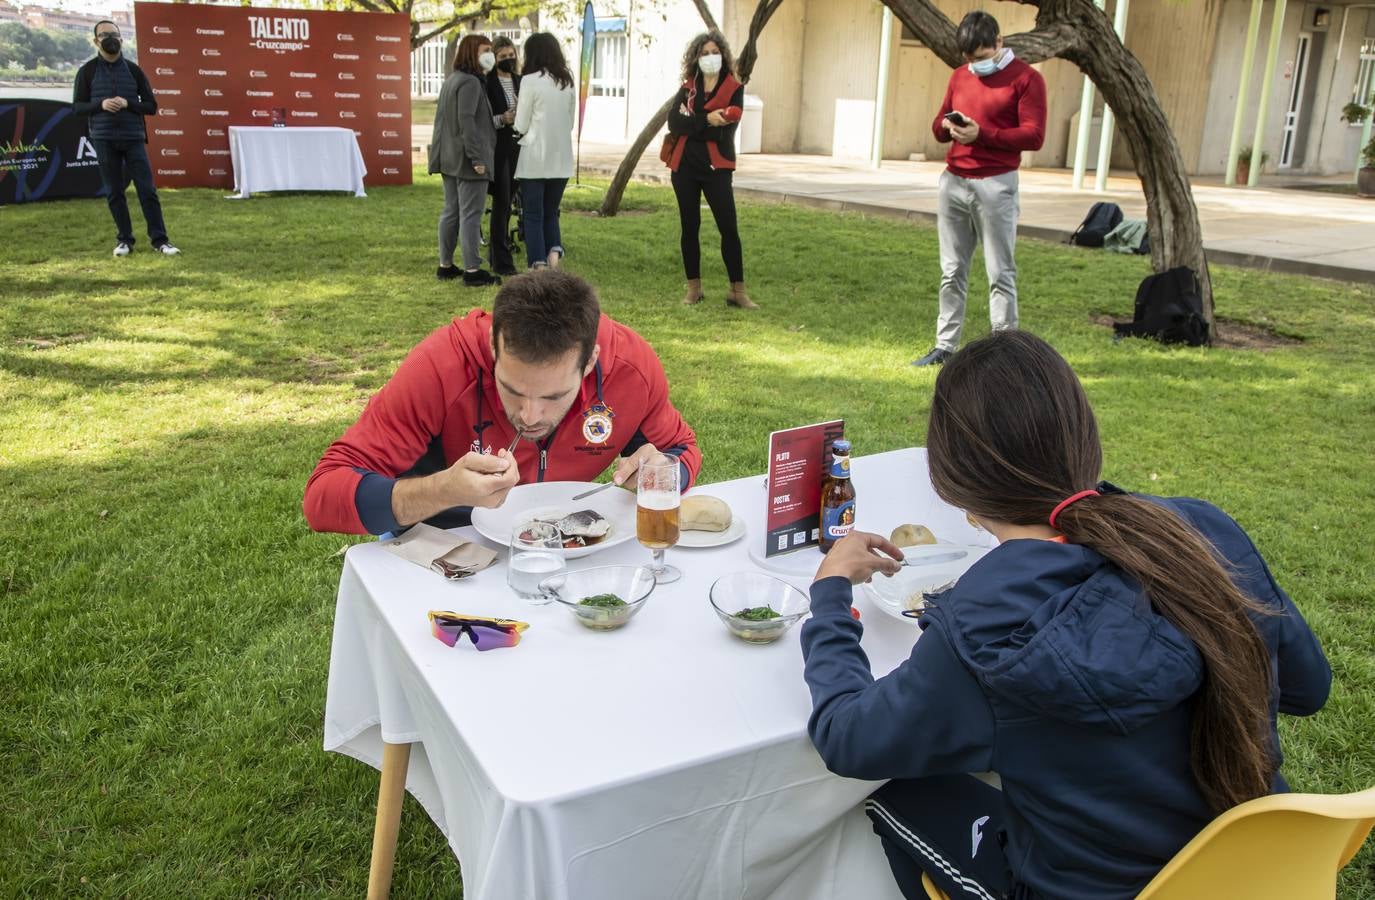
[802,330,1330,899]
[429,32,500,287]
[665,31,754,309]
[514,32,576,270]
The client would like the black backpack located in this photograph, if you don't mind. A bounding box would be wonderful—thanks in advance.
[1114,266,1210,346]
[1069,202,1124,248]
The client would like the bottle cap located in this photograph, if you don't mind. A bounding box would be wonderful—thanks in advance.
[832,439,851,454]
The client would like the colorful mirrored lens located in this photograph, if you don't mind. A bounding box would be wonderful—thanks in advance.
[467,624,521,651]
[431,620,464,646]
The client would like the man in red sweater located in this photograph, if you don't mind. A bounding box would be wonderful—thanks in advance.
[303,270,702,535]
[912,12,1046,367]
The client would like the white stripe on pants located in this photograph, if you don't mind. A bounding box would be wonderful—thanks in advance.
[935,169,1020,352]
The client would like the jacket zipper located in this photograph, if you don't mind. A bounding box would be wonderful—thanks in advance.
[537,419,562,483]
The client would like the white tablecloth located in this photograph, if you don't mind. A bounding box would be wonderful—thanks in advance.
[324,448,995,900]
[228,126,366,199]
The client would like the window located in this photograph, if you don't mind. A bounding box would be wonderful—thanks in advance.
[591,31,627,98]
[1353,37,1375,123]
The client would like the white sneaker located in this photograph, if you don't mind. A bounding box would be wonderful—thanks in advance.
[155,243,181,256]
[113,242,132,257]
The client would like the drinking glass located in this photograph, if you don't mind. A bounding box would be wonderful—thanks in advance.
[636,455,681,584]
[508,522,565,604]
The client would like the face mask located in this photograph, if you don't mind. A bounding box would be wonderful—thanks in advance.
[479,51,496,73]
[497,57,516,74]
[970,50,1001,77]
[100,35,121,55]
[698,53,722,76]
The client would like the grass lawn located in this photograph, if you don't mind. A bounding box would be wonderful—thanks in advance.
[413,97,436,127]
[2,172,1373,898]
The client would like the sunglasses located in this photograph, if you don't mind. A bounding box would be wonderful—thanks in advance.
[428,611,529,651]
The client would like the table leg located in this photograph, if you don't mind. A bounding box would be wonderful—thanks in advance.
[367,740,412,900]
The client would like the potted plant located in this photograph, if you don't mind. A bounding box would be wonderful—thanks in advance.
[1236,146,1269,184]
[1341,101,1372,126]
[1359,136,1375,198]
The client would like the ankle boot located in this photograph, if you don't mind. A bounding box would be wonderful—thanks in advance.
[682,278,705,305]
[726,282,758,310]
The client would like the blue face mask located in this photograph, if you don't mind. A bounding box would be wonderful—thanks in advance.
[970,52,1001,77]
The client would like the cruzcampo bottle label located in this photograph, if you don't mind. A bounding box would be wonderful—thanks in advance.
[822,499,855,540]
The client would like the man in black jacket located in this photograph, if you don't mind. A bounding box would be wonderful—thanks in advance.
[72,20,180,257]
[484,36,521,276]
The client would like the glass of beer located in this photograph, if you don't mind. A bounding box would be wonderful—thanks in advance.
[636,455,681,584]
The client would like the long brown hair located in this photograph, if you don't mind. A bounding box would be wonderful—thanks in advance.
[680,31,735,84]
[521,32,573,90]
[926,330,1276,814]
[453,33,490,74]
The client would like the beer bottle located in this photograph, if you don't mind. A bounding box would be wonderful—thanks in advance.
[819,440,856,554]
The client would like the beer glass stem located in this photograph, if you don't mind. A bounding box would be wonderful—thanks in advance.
[651,548,665,577]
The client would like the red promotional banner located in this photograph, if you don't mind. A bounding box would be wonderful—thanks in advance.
[134,1,412,190]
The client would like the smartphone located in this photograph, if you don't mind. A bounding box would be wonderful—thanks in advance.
[944,111,969,128]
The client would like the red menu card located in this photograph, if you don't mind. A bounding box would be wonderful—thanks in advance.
[765,420,845,558]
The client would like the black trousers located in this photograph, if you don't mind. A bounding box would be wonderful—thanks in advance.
[488,144,518,272]
[93,138,168,247]
[866,775,1019,900]
[671,166,743,283]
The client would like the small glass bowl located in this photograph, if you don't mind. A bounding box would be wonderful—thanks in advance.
[709,572,810,643]
[540,565,656,631]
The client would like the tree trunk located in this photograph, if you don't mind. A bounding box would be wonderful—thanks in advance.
[597,0,785,217]
[597,97,676,217]
[883,0,1215,336]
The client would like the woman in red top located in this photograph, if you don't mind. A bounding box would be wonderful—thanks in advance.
[666,32,755,309]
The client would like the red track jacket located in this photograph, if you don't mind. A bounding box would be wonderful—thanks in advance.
[303,310,702,535]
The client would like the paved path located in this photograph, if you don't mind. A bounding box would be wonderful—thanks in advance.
[563,141,1375,285]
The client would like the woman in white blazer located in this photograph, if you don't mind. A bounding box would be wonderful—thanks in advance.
[513,32,576,270]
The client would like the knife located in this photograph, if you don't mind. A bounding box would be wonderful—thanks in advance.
[898,550,969,568]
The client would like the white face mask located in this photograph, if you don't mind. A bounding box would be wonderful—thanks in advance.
[698,53,722,76]
[479,51,496,73]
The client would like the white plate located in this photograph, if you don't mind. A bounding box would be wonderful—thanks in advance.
[677,515,747,549]
[471,481,638,560]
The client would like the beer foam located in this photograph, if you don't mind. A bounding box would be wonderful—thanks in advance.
[637,491,679,511]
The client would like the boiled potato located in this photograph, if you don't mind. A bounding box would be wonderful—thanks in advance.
[890,523,938,547]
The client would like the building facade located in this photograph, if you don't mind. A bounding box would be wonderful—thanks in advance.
[546,0,1375,177]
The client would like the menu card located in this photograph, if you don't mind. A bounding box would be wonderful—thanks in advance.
[765,420,845,557]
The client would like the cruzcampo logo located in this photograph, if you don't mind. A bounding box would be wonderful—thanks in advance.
[1,141,50,156]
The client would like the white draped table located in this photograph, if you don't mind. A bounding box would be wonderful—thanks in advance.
[228,126,367,199]
[324,448,995,899]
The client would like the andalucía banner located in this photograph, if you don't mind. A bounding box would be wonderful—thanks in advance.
[0,100,105,205]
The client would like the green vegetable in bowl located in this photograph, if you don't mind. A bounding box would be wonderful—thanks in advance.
[734,605,781,621]
[579,593,628,609]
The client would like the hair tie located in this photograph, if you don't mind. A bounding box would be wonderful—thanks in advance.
[1049,489,1099,530]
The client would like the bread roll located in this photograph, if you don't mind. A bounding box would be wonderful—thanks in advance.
[890,524,937,547]
[680,495,732,532]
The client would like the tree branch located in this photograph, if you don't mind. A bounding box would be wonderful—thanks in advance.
[1003,23,1079,65]
[690,0,722,35]
[882,0,960,67]
[736,0,786,82]
[415,14,466,47]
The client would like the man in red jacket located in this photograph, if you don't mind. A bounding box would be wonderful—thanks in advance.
[912,12,1046,367]
[304,270,703,535]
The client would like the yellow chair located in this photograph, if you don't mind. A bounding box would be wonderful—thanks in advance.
[917,787,1375,900]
